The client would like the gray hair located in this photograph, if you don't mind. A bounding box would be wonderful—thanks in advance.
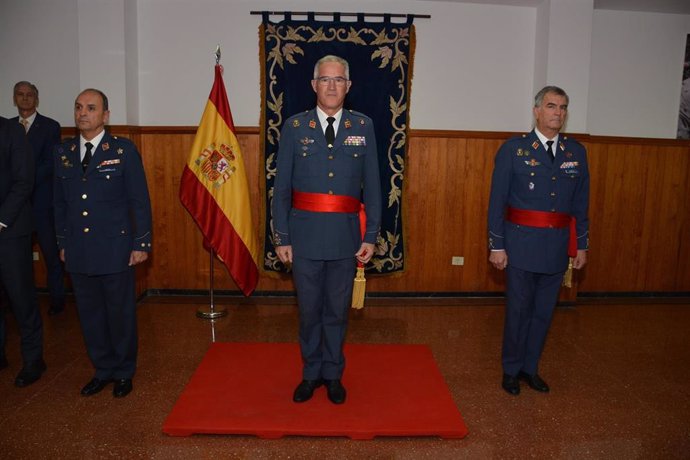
[313,55,350,80]
[14,81,39,97]
[534,85,569,107]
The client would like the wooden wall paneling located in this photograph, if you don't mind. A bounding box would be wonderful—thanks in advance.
[33,128,690,296]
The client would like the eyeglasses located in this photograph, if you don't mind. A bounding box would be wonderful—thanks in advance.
[315,76,349,86]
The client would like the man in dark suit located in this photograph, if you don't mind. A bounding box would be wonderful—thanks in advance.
[272,55,382,404]
[488,86,590,396]
[12,81,65,315]
[54,88,152,398]
[0,115,46,387]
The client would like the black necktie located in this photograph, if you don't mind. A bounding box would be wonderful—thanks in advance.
[325,117,335,148]
[546,140,555,162]
[82,142,93,172]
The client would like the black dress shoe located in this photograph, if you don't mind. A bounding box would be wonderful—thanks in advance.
[113,379,133,398]
[518,372,550,393]
[81,378,112,396]
[292,379,323,402]
[14,359,47,387]
[502,373,520,396]
[324,379,346,404]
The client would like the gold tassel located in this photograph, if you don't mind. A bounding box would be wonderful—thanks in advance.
[351,266,366,309]
[562,257,574,288]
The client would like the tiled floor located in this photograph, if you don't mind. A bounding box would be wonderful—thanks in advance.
[1,295,689,459]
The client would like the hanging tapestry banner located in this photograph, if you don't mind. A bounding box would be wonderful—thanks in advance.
[259,12,415,275]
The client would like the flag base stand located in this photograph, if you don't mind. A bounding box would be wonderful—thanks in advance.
[196,307,227,320]
[196,250,227,323]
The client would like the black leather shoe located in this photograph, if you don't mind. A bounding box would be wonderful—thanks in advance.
[502,373,520,396]
[325,379,346,404]
[14,359,47,387]
[518,372,550,393]
[113,379,133,398]
[292,379,323,402]
[0,356,8,371]
[81,378,112,396]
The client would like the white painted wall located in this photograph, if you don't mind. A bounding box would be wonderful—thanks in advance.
[588,9,689,137]
[1,0,689,138]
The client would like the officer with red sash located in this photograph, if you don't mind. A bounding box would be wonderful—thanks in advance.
[272,55,382,404]
[488,86,589,396]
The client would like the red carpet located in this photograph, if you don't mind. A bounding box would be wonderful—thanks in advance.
[162,342,468,439]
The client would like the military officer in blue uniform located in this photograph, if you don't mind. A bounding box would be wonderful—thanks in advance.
[488,86,589,396]
[272,55,382,404]
[54,88,152,398]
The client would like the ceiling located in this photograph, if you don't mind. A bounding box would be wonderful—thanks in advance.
[414,0,690,16]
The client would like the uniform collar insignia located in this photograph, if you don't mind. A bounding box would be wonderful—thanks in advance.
[102,142,110,151]
[117,148,124,155]
[70,144,76,151]
[308,119,316,129]
[344,119,352,129]
[559,141,565,151]
[531,140,540,150]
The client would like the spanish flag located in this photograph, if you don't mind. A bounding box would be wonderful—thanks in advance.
[179,65,259,295]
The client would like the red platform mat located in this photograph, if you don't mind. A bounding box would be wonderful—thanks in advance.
[162,342,468,440]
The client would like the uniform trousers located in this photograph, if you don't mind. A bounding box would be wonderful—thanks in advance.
[292,255,356,381]
[33,209,65,307]
[502,265,564,376]
[71,268,137,380]
[0,234,43,364]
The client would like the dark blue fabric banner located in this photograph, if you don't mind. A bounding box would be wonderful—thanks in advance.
[260,14,415,275]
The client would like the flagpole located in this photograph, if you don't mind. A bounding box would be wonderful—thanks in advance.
[197,249,227,319]
[195,44,228,321]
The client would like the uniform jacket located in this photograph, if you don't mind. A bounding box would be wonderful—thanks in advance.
[53,132,152,275]
[272,108,382,260]
[488,130,589,274]
[11,113,61,212]
[0,116,34,239]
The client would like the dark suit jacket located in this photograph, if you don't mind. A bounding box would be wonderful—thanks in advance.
[0,116,34,239]
[272,108,382,260]
[53,131,152,275]
[487,130,590,274]
[11,113,61,212]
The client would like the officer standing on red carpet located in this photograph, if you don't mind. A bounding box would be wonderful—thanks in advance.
[488,85,589,396]
[272,55,382,404]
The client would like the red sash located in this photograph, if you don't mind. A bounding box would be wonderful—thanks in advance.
[506,207,577,258]
[292,191,367,267]
[292,190,366,236]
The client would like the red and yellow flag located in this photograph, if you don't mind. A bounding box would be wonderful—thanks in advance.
[179,65,259,295]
